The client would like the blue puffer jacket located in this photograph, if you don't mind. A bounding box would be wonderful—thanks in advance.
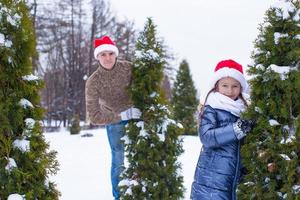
[191,105,242,200]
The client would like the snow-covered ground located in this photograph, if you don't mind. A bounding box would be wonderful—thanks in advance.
[45,128,201,200]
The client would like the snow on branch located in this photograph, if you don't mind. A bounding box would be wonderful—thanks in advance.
[13,139,30,152]
[7,194,25,200]
[269,119,280,126]
[280,125,296,144]
[273,1,297,19]
[293,185,300,195]
[0,32,12,48]
[274,32,289,44]
[135,49,160,61]
[19,98,34,108]
[267,64,296,80]
[25,118,36,129]
[5,157,17,172]
[280,154,291,161]
[119,179,139,196]
[22,74,40,82]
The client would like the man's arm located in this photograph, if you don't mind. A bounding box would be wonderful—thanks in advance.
[85,76,121,125]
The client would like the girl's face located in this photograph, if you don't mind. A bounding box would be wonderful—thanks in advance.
[216,77,241,100]
[97,51,117,70]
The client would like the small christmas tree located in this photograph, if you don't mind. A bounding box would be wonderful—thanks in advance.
[238,1,300,199]
[0,0,60,199]
[70,114,81,135]
[172,59,198,135]
[119,18,185,199]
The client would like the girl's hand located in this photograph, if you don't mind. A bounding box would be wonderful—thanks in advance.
[233,119,255,140]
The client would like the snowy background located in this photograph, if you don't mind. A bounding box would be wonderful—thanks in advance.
[45,128,200,200]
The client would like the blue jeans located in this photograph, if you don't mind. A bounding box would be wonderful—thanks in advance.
[106,121,127,200]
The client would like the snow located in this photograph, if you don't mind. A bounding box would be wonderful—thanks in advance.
[293,185,300,194]
[0,32,12,48]
[13,139,30,152]
[83,75,88,80]
[269,119,280,126]
[7,194,25,200]
[254,106,263,114]
[277,192,287,199]
[157,132,165,142]
[135,49,160,61]
[243,181,255,186]
[150,92,157,97]
[274,32,288,44]
[286,135,296,143]
[295,9,300,22]
[6,13,21,27]
[19,98,34,108]
[0,2,20,25]
[45,128,200,200]
[268,64,296,80]
[135,121,149,138]
[0,33,4,45]
[25,118,35,129]
[280,154,291,161]
[119,179,139,196]
[138,127,149,138]
[158,118,178,142]
[4,39,12,47]
[280,125,296,144]
[255,64,265,71]
[265,177,270,183]
[121,135,131,145]
[5,157,17,172]
[22,74,40,82]
[273,0,297,19]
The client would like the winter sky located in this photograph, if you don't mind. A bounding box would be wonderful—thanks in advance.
[109,0,278,101]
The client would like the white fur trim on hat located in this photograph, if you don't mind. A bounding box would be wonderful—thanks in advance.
[210,67,248,92]
[94,44,119,59]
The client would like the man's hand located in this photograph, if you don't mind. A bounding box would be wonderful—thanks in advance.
[120,107,142,121]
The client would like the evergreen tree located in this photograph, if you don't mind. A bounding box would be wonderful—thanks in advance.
[0,0,60,199]
[172,59,198,135]
[69,114,81,135]
[119,18,185,199]
[238,1,300,199]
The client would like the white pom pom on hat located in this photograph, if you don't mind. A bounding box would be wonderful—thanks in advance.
[210,59,248,92]
[94,36,119,59]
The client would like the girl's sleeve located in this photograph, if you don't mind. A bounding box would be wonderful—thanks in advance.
[199,106,238,148]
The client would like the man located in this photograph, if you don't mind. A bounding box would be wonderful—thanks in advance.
[85,35,141,199]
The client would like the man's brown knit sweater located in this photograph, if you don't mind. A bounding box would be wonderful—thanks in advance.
[85,60,132,125]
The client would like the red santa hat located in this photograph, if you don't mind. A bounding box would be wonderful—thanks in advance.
[94,36,119,59]
[210,59,248,92]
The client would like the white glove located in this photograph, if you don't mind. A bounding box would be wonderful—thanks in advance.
[120,107,142,121]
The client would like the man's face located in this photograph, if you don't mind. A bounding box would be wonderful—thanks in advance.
[97,51,117,70]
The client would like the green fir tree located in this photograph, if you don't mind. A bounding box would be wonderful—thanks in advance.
[119,18,185,199]
[238,1,300,199]
[172,59,198,135]
[69,114,81,135]
[0,0,60,199]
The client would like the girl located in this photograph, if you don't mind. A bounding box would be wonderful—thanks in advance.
[190,59,255,200]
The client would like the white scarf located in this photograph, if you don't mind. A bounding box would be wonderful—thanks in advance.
[205,92,246,117]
